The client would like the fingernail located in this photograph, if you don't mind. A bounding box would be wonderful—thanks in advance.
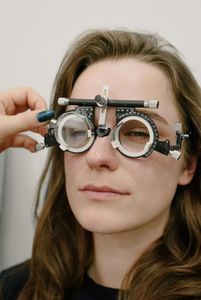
[37,110,55,122]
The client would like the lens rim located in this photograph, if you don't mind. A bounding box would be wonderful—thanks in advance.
[55,111,95,152]
[112,112,159,158]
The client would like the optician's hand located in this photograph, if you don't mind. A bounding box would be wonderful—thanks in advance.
[0,87,53,153]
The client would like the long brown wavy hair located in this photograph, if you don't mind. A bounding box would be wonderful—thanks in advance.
[18,29,201,299]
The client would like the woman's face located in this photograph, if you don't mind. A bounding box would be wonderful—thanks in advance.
[64,58,194,235]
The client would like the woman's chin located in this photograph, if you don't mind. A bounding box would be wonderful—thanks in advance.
[74,213,137,235]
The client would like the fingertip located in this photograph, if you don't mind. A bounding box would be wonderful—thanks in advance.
[38,126,48,136]
[26,87,47,110]
[35,100,48,111]
[28,146,37,153]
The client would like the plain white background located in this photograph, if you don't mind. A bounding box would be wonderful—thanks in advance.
[0,0,201,271]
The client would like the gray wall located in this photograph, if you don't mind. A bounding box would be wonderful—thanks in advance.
[0,0,201,270]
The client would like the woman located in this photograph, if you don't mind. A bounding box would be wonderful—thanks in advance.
[1,29,201,300]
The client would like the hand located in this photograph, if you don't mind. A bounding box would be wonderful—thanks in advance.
[0,87,51,153]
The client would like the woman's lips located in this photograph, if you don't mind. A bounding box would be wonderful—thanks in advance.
[79,184,129,200]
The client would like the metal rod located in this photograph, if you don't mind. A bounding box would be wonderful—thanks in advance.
[58,97,159,108]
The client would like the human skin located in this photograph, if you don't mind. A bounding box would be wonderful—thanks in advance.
[64,58,196,287]
[0,87,47,152]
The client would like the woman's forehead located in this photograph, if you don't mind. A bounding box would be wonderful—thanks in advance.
[71,58,171,97]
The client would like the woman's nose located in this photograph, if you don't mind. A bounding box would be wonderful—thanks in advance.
[85,134,119,171]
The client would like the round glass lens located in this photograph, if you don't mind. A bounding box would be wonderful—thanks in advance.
[61,115,90,148]
[119,119,151,153]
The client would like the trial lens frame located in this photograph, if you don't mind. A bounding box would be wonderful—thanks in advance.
[41,91,189,160]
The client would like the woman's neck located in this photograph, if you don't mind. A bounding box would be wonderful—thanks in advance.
[88,210,168,289]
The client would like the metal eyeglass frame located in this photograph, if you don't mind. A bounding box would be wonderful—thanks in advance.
[40,86,189,160]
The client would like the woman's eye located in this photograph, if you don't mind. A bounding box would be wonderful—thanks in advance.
[125,130,149,138]
[70,130,86,137]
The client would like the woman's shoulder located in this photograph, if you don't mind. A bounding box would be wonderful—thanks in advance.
[0,260,29,300]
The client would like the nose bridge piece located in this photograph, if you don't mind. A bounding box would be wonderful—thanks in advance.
[95,84,111,138]
[96,85,109,127]
[96,127,111,137]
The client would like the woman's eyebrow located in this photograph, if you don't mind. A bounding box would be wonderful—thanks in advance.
[137,110,169,126]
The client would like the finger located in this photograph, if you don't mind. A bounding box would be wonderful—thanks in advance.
[0,134,39,153]
[0,109,52,139]
[32,125,48,136]
[0,102,6,115]
[0,87,47,115]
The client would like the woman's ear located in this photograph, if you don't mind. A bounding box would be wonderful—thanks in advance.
[178,155,197,185]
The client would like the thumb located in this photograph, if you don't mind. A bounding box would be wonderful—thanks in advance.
[0,109,54,138]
